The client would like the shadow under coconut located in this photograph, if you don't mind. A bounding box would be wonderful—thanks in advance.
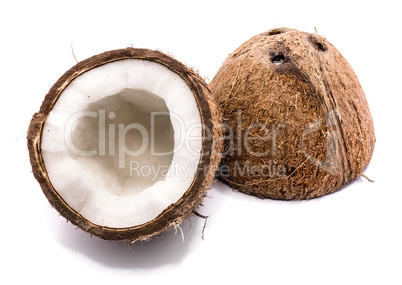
[49,210,206,269]
[214,170,372,202]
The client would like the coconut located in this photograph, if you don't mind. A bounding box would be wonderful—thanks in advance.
[27,48,222,242]
[210,27,375,200]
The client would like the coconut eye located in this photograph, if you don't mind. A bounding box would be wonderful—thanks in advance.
[271,54,286,65]
[314,41,327,51]
[266,28,291,37]
[309,36,327,51]
[267,29,283,36]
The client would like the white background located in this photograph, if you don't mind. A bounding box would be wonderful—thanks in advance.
[1,0,401,284]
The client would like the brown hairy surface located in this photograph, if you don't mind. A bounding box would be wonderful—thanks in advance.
[210,27,375,200]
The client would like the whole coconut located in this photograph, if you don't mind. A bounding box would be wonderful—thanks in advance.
[210,27,375,200]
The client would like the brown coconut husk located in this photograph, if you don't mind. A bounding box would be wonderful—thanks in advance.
[210,27,375,200]
[27,48,223,242]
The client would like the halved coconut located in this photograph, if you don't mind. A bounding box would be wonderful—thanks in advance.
[28,48,222,242]
[210,28,375,200]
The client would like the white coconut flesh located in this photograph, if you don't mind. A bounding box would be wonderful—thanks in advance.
[41,59,203,228]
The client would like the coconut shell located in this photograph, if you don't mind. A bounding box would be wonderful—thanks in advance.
[210,27,375,200]
[27,48,223,242]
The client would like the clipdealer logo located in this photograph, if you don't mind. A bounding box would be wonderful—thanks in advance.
[63,108,340,180]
